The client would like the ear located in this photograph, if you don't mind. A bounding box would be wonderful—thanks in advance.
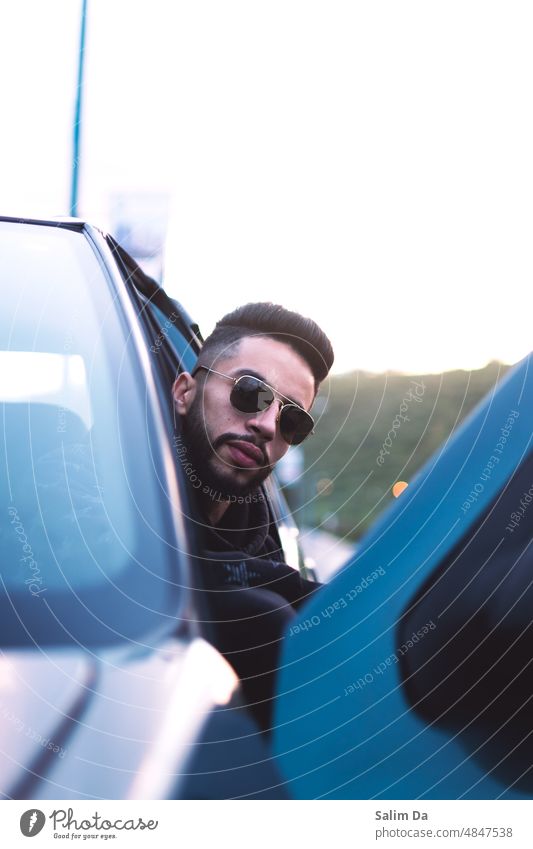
[172,372,197,417]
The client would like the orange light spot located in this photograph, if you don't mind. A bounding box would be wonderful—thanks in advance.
[392,481,409,498]
[316,478,334,496]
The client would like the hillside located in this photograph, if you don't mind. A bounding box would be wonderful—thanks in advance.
[284,361,511,541]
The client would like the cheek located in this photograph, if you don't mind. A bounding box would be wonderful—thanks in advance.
[203,394,239,437]
[269,437,290,466]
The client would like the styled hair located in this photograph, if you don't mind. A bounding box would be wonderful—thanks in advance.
[196,302,334,392]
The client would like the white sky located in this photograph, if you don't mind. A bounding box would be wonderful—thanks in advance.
[1,1,532,374]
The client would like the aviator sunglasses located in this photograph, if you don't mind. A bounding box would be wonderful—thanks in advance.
[192,365,315,445]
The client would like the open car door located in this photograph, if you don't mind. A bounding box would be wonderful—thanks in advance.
[272,353,533,799]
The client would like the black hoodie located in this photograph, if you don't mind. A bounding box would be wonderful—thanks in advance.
[200,487,321,609]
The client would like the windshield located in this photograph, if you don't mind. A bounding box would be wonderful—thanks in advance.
[0,222,181,647]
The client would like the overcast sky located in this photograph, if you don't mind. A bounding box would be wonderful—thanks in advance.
[2,1,532,374]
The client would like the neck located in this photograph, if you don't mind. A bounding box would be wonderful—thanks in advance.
[204,495,231,526]
[191,483,234,526]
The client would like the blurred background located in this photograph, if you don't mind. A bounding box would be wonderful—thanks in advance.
[2,0,532,569]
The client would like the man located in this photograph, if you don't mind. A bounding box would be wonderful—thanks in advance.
[172,302,334,729]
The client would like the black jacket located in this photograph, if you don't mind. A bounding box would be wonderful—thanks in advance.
[199,488,321,610]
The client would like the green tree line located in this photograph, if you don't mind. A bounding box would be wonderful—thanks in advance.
[288,361,510,541]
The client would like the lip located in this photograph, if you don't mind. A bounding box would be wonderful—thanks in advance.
[225,440,265,468]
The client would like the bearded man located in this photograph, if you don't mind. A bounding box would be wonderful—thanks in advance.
[172,302,334,729]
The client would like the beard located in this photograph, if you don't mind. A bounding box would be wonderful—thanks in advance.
[179,393,274,500]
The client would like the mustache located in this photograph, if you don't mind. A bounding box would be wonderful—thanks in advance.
[213,433,269,465]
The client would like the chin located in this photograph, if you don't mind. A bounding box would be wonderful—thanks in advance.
[208,467,266,500]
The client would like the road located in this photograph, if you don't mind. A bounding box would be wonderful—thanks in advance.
[298,527,356,583]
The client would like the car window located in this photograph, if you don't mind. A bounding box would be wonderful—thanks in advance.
[146,302,198,373]
[0,222,183,647]
[397,448,533,789]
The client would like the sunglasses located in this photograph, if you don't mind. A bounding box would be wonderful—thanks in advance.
[192,365,315,445]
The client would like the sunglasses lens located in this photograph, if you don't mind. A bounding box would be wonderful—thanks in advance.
[230,376,274,413]
[229,375,313,445]
[279,405,314,445]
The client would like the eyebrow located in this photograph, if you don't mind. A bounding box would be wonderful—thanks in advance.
[231,368,306,410]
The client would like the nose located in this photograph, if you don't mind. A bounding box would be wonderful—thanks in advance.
[245,400,281,442]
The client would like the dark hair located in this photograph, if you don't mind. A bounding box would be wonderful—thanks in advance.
[196,302,334,392]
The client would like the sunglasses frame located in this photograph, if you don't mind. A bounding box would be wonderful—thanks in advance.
[192,365,315,445]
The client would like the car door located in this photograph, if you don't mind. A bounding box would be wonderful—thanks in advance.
[271,351,533,799]
[0,218,289,800]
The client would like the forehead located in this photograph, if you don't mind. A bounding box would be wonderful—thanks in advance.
[213,335,316,409]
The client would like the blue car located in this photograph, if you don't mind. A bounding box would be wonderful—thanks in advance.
[0,215,297,800]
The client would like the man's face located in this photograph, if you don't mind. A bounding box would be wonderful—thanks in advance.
[174,336,316,499]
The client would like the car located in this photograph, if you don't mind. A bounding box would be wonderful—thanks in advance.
[0,214,301,800]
